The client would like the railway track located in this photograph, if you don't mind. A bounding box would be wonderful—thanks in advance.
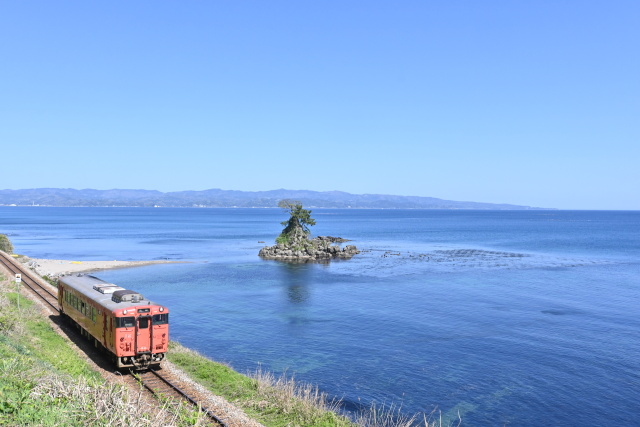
[137,368,228,426]
[0,250,58,311]
[0,250,228,426]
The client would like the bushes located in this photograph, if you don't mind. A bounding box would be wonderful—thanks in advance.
[0,234,13,254]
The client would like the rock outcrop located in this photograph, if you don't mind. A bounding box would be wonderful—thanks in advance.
[259,230,360,262]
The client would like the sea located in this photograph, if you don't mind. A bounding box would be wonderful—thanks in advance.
[1,207,639,426]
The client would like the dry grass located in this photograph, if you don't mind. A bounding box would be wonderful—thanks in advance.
[353,403,460,427]
[353,402,419,427]
[169,341,461,427]
[249,366,459,427]
[250,365,345,419]
[18,362,204,426]
[0,341,206,427]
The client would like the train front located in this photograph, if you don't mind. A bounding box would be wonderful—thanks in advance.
[111,290,169,369]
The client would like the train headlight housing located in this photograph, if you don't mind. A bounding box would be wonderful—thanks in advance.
[123,310,128,315]
[159,307,164,312]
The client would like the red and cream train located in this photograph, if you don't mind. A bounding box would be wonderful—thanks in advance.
[58,274,169,369]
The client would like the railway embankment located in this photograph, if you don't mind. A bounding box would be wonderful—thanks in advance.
[0,254,354,426]
[0,271,198,426]
[1,249,441,427]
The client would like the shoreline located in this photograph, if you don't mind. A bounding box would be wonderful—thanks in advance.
[20,257,185,277]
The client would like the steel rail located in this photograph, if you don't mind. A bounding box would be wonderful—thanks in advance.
[0,251,59,311]
[138,368,228,426]
[0,251,229,426]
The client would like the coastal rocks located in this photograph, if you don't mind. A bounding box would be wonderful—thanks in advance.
[314,236,350,243]
[259,235,360,262]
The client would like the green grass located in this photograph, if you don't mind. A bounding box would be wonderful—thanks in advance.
[0,235,13,253]
[168,342,354,427]
[0,272,445,427]
[2,293,96,379]
[275,233,290,246]
[168,342,255,398]
[0,276,203,426]
[41,274,59,288]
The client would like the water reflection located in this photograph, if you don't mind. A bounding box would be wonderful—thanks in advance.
[278,262,311,304]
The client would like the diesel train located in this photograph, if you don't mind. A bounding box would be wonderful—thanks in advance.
[58,274,169,369]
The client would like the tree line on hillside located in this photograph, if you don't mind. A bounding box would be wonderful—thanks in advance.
[0,188,546,209]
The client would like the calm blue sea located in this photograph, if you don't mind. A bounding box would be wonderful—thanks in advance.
[2,207,639,425]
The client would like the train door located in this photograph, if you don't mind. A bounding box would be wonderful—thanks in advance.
[136,315,151,353]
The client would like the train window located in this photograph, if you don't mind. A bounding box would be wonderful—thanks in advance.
[152,314,169,325]
[115,317,136,328]
[138,317,149,329]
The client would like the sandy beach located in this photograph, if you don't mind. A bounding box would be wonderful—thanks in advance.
[21,257,183,277]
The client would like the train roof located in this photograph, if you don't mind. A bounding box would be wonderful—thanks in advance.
[59,274,166,313]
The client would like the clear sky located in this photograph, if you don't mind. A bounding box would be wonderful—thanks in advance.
[1,1,638,209]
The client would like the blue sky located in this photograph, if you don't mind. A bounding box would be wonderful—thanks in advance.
[1,1,638,209]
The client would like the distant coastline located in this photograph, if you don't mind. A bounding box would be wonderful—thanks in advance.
[0,188,551,210]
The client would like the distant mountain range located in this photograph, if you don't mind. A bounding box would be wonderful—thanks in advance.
[0,188,549,210]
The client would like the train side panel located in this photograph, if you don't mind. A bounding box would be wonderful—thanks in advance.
[58,283,108,346]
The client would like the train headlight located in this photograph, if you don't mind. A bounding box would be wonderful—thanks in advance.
[123,310,128,315]
[159,307,164,312]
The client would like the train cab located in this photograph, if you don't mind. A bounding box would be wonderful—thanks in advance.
[110,289,169,368]
[58,274,169,369]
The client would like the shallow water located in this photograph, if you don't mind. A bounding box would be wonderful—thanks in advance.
[2,207,639,425]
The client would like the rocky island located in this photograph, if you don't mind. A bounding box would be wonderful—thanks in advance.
[259,200,360,262]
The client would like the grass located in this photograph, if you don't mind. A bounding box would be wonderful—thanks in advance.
[251,365,348,426]
[0,235,13,253]
[353,403,458,427]
[0,270,454,427]
[168,342,354,426]
[0,272,205,426]
[168,342,450,427]
[41,274,59,288]
[275,234,289,245]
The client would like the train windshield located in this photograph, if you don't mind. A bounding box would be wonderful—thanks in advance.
[152,313,169,325]
[115,317,136,328]
[138,317,149,329]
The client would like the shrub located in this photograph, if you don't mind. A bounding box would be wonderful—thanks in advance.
[0,234,13,254]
